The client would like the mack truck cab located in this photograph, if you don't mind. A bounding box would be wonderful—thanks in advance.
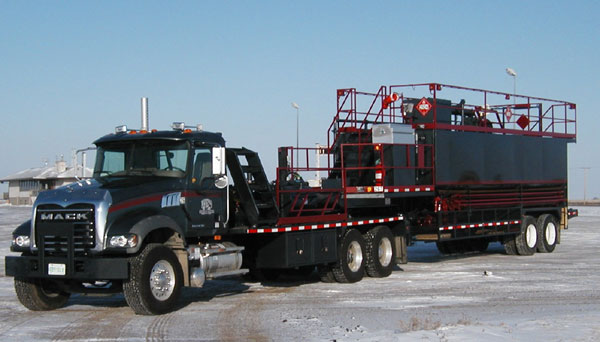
[6,123,249,315]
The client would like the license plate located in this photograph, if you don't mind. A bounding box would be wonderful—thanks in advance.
[48,263,66,276]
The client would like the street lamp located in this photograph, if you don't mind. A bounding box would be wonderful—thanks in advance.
[506,67,517,106]
[291,102,300,168]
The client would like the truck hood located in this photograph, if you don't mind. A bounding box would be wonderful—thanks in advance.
[35,177,186,208]
[35,179,112,208]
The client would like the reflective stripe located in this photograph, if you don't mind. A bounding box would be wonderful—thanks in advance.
[439,220,521,231]
[246,216,404,234]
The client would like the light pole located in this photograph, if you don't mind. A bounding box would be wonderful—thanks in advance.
[506,67,517,107]
[291,102,300,168]
[580,167,591,204]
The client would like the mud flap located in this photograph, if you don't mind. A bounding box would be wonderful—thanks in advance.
[394,235,408,264]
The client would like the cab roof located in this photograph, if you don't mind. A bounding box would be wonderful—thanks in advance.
[93,129,226,146]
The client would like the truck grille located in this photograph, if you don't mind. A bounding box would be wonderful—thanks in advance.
[35,204,96,257]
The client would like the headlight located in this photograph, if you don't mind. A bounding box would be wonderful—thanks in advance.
[12,235,31,248]
[109,234,138,248]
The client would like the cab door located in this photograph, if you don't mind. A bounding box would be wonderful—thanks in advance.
[186,146,227,230]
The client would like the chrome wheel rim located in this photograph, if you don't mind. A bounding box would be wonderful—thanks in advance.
[378,237,393,267]
[526,224,537,249]
[545,222,557,245]
[347,241,363,272]
[150,260,175,301]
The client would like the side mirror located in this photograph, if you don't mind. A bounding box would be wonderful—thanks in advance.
[212,147,226,175]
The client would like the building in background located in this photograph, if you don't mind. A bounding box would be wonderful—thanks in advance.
[1,157,93,205]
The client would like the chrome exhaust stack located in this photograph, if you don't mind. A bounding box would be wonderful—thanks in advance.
[141,97,149,131]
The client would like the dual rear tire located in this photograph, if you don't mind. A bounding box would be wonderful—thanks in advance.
[331,229,366,283]
[515,216,538,255]
[503,214,559,255]
[326,226,396,283]
[536,214,558,253]
[364,226,395,278]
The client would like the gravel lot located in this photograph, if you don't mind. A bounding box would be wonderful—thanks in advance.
[0,205,598,341]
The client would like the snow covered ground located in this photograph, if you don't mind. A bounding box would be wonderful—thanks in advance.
[0,205,599,341]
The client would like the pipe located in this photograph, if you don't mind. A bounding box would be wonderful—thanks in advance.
[141,97,149,131]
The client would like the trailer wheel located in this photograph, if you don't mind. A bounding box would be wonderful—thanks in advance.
[364,226,395,278]
[317,264,336,283]
[515,216,538,256]
[14,277,70,311]
[536,214,558,253]
[332,229,366,283]
[123,243,183,315]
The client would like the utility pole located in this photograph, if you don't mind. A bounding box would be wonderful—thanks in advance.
[291,102,300,168]
[580,167,591,204]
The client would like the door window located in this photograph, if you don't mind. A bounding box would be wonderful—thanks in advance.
[192,148,212,186]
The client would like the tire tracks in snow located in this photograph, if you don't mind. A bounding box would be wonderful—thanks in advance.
[50,305,133,341]
[217,285,295,341]
[145,312,175,342]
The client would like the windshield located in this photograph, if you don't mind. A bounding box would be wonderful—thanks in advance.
[94,140,189,179]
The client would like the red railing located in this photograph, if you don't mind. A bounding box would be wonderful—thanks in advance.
[388,83,576,140]
[276,142,434,224]
[328,86,396,151]
[326,83,576,152]
[276,146,346,224]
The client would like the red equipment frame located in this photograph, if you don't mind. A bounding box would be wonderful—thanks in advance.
[275,83,576,225]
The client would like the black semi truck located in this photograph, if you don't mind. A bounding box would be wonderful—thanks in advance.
[6,83,577,314]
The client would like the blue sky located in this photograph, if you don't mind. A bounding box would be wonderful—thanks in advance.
[1,1,598,199]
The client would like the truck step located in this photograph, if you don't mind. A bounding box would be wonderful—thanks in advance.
[206,268,249,279]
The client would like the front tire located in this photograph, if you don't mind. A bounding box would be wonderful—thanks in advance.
[364,226,395,278]
[332,229,366,283]
[123,243,183,315]
[14,277,70,311]
[536,214,558,253]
